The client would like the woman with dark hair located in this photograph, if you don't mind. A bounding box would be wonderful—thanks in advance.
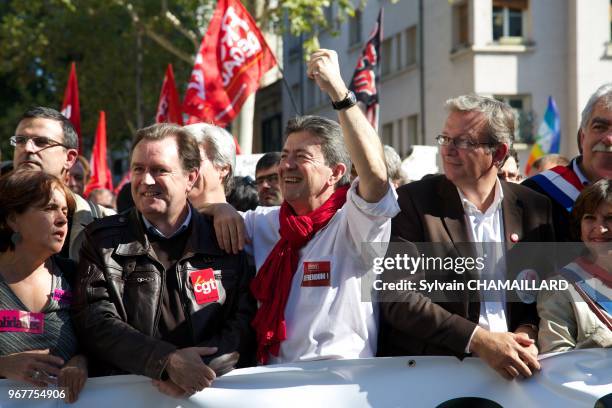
[0,170,87,403]
[538,179,611,353]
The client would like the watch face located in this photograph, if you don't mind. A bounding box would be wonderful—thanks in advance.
[348,91,357,104]
[333,91,357,110]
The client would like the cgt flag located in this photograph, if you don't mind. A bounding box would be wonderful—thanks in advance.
[156,64,183,125]
[349,8,383,130]
[183,0,276,126]
[61,62,82,153]
[84,111,113,197]
[525,96,561,175]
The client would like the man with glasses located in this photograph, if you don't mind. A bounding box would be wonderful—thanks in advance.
[11,107,114,261]
[378,95,555,380]
[254,152,282,206]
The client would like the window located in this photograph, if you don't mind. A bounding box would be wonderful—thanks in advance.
[405,114,419,150]
[382,115,420,155]
[406,26,417,67]
[492,0,528,43]
[452,1,469,50]
[324,3,334,25]
[349,9,362,46]
[382,123,393,146]
[262,114,283,152]
[306,80,317,109]
[381,37,392,77]
[494,94,533,143]
[324,3,339,32]
[381,26,418,78]
[287,34,302,60]
[291,83,301,112]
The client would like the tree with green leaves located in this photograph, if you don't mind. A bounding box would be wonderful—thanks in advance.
[0,0,366,158]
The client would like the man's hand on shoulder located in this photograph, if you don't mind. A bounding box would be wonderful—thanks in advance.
[470,327,541,380]
[165,347,217,394]
[200,202,248,254]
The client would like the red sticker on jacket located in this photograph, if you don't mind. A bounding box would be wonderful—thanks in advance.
[302,261,331,287]
[189,268,219,304]
[0,310,45,334]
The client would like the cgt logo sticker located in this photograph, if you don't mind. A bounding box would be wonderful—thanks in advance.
[189,268,220,304]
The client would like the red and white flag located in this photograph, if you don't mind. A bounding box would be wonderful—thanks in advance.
[84,111,113,197]
[349,9,383,130]
[60,62,82,152]
[182,0,276,127]
[155,64,183,125]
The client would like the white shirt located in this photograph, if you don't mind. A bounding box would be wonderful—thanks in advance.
[573,157,589,186]
[457,179,508,351]
[243,179,399,364]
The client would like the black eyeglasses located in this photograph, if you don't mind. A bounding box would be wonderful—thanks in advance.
[10,135,70,150]
[435,135,494,150]
[255,173,279,186]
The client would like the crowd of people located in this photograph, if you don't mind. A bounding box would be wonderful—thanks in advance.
[0,48,610,402]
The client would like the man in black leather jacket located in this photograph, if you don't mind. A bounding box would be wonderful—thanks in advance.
[73,123,255,398]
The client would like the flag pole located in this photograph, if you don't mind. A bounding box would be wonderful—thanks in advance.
[271,57,302,116]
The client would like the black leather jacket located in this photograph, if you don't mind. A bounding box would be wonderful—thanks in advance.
[72,207,256,379]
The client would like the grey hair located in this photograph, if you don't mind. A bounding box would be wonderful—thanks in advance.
[580,83,612,132]
[444,94,515,148]
[284,115,351,187]
[183,123,236,192]
[383,145,404,183]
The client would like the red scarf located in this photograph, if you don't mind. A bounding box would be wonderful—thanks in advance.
[250,185,350,364]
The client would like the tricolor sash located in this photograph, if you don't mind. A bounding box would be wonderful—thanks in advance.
[559,258,612,321]
[530,162,584,213]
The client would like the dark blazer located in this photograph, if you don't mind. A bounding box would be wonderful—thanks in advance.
[378,174,555,358]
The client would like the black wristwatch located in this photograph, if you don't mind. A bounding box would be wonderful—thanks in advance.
[331,90,357,110]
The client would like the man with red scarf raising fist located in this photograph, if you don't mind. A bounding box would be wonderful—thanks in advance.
[206,49,400,364]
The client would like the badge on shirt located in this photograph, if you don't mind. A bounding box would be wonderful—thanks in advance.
[0,310,45,334]
[515,269,540,304]
[52,289,73,305]
[302,261,331,287]
[189,268,220,304]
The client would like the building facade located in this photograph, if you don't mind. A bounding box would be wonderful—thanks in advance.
[266,0,612,168]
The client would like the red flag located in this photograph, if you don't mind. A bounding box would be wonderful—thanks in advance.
[349,9,383,130]
[155,64,183,125]
[183,0,276,127]
[84,111,113,197]
[60,62,82,152]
